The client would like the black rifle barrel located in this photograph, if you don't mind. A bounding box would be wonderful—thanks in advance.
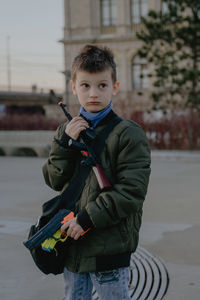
[58,102,72,121]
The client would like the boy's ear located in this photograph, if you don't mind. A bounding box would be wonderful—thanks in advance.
[112,81,120,96]
[70,80,77,95]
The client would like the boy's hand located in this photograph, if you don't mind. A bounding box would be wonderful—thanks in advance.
[65,117,89,140]
[60,217,84,240]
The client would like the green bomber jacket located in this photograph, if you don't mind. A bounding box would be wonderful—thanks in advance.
[42,111,151,273]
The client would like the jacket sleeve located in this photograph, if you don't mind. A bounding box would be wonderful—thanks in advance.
[78,123,151,229]
[42,123,80,191]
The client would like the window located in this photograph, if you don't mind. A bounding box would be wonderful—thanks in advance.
[100,0,117,26]
[162,1,177,14]
[132,56,149,89]
[130,0,148,24]
[162,1,169,14]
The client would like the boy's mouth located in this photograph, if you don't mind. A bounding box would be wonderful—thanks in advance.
[88,101,100,105]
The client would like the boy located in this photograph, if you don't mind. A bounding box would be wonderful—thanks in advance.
[43,45,151,300]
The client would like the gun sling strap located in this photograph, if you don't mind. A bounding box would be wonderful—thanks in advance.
[41,112,122,223]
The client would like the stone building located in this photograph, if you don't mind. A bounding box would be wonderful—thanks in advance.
[61,0,163,117]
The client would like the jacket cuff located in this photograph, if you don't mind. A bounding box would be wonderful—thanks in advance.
[77,209,94,231]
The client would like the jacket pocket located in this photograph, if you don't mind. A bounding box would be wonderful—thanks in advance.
[133,210,142,232]
[117,219,130,246]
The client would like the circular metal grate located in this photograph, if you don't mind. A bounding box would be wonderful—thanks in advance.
[92,246,169,300]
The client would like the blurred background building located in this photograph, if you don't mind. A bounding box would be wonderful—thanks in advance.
[1,0,162,118]
[1,0,199,155]
[62,0,162,115]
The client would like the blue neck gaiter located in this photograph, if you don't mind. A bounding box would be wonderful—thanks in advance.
[80,102,113,129]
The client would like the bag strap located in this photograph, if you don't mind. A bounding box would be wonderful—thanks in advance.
[61,113,122,210]
[42,112,122,219]
[92,114,122,160]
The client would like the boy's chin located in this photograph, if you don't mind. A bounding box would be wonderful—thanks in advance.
[85,105,108,113]
[85,107,104,113]
[88,109,101,113]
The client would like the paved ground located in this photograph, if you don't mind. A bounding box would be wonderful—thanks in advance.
[0,153,200,300]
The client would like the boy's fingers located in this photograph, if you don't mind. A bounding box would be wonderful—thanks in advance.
[60,218,84,240]
[66,226,74,237]
[60,221,70,232]
[65,118,89,139]
[73,232,81,240]
[69,117,89,126]
[71,116,85,122]
[69,229,76,238]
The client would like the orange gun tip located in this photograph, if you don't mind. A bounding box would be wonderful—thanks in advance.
[61,212,74,224]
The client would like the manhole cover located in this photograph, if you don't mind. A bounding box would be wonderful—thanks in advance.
[92,247,169,300]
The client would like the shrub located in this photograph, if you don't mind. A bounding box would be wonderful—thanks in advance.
[1,111,200,150]
[129,113,200,150]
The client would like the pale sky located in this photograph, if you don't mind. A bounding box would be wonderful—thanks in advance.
[0,0,65,93]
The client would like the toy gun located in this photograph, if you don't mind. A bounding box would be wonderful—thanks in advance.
[23,209,89,252]
[58,101,112,190]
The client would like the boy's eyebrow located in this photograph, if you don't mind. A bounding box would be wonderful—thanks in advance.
[78,79,109,84]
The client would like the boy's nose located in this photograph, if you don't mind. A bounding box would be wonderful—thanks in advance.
[89,87,98,98]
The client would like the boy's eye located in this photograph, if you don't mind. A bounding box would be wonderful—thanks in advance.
[100,83,107,88]
[81,83,89,88]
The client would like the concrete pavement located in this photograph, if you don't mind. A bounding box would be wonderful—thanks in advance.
[0,153,200,299]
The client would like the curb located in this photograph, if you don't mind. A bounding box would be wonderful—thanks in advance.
[151,150,200,161]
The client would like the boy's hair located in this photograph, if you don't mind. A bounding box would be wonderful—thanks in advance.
[71,44,117,83]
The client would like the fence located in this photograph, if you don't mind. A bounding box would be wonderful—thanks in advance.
[0,112,200,151]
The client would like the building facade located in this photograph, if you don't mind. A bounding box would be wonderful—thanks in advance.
[61,0,162,116]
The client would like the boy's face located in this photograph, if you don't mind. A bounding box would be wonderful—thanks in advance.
[71,69,119,113]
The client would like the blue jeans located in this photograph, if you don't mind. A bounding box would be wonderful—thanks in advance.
[63,267,131,300]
